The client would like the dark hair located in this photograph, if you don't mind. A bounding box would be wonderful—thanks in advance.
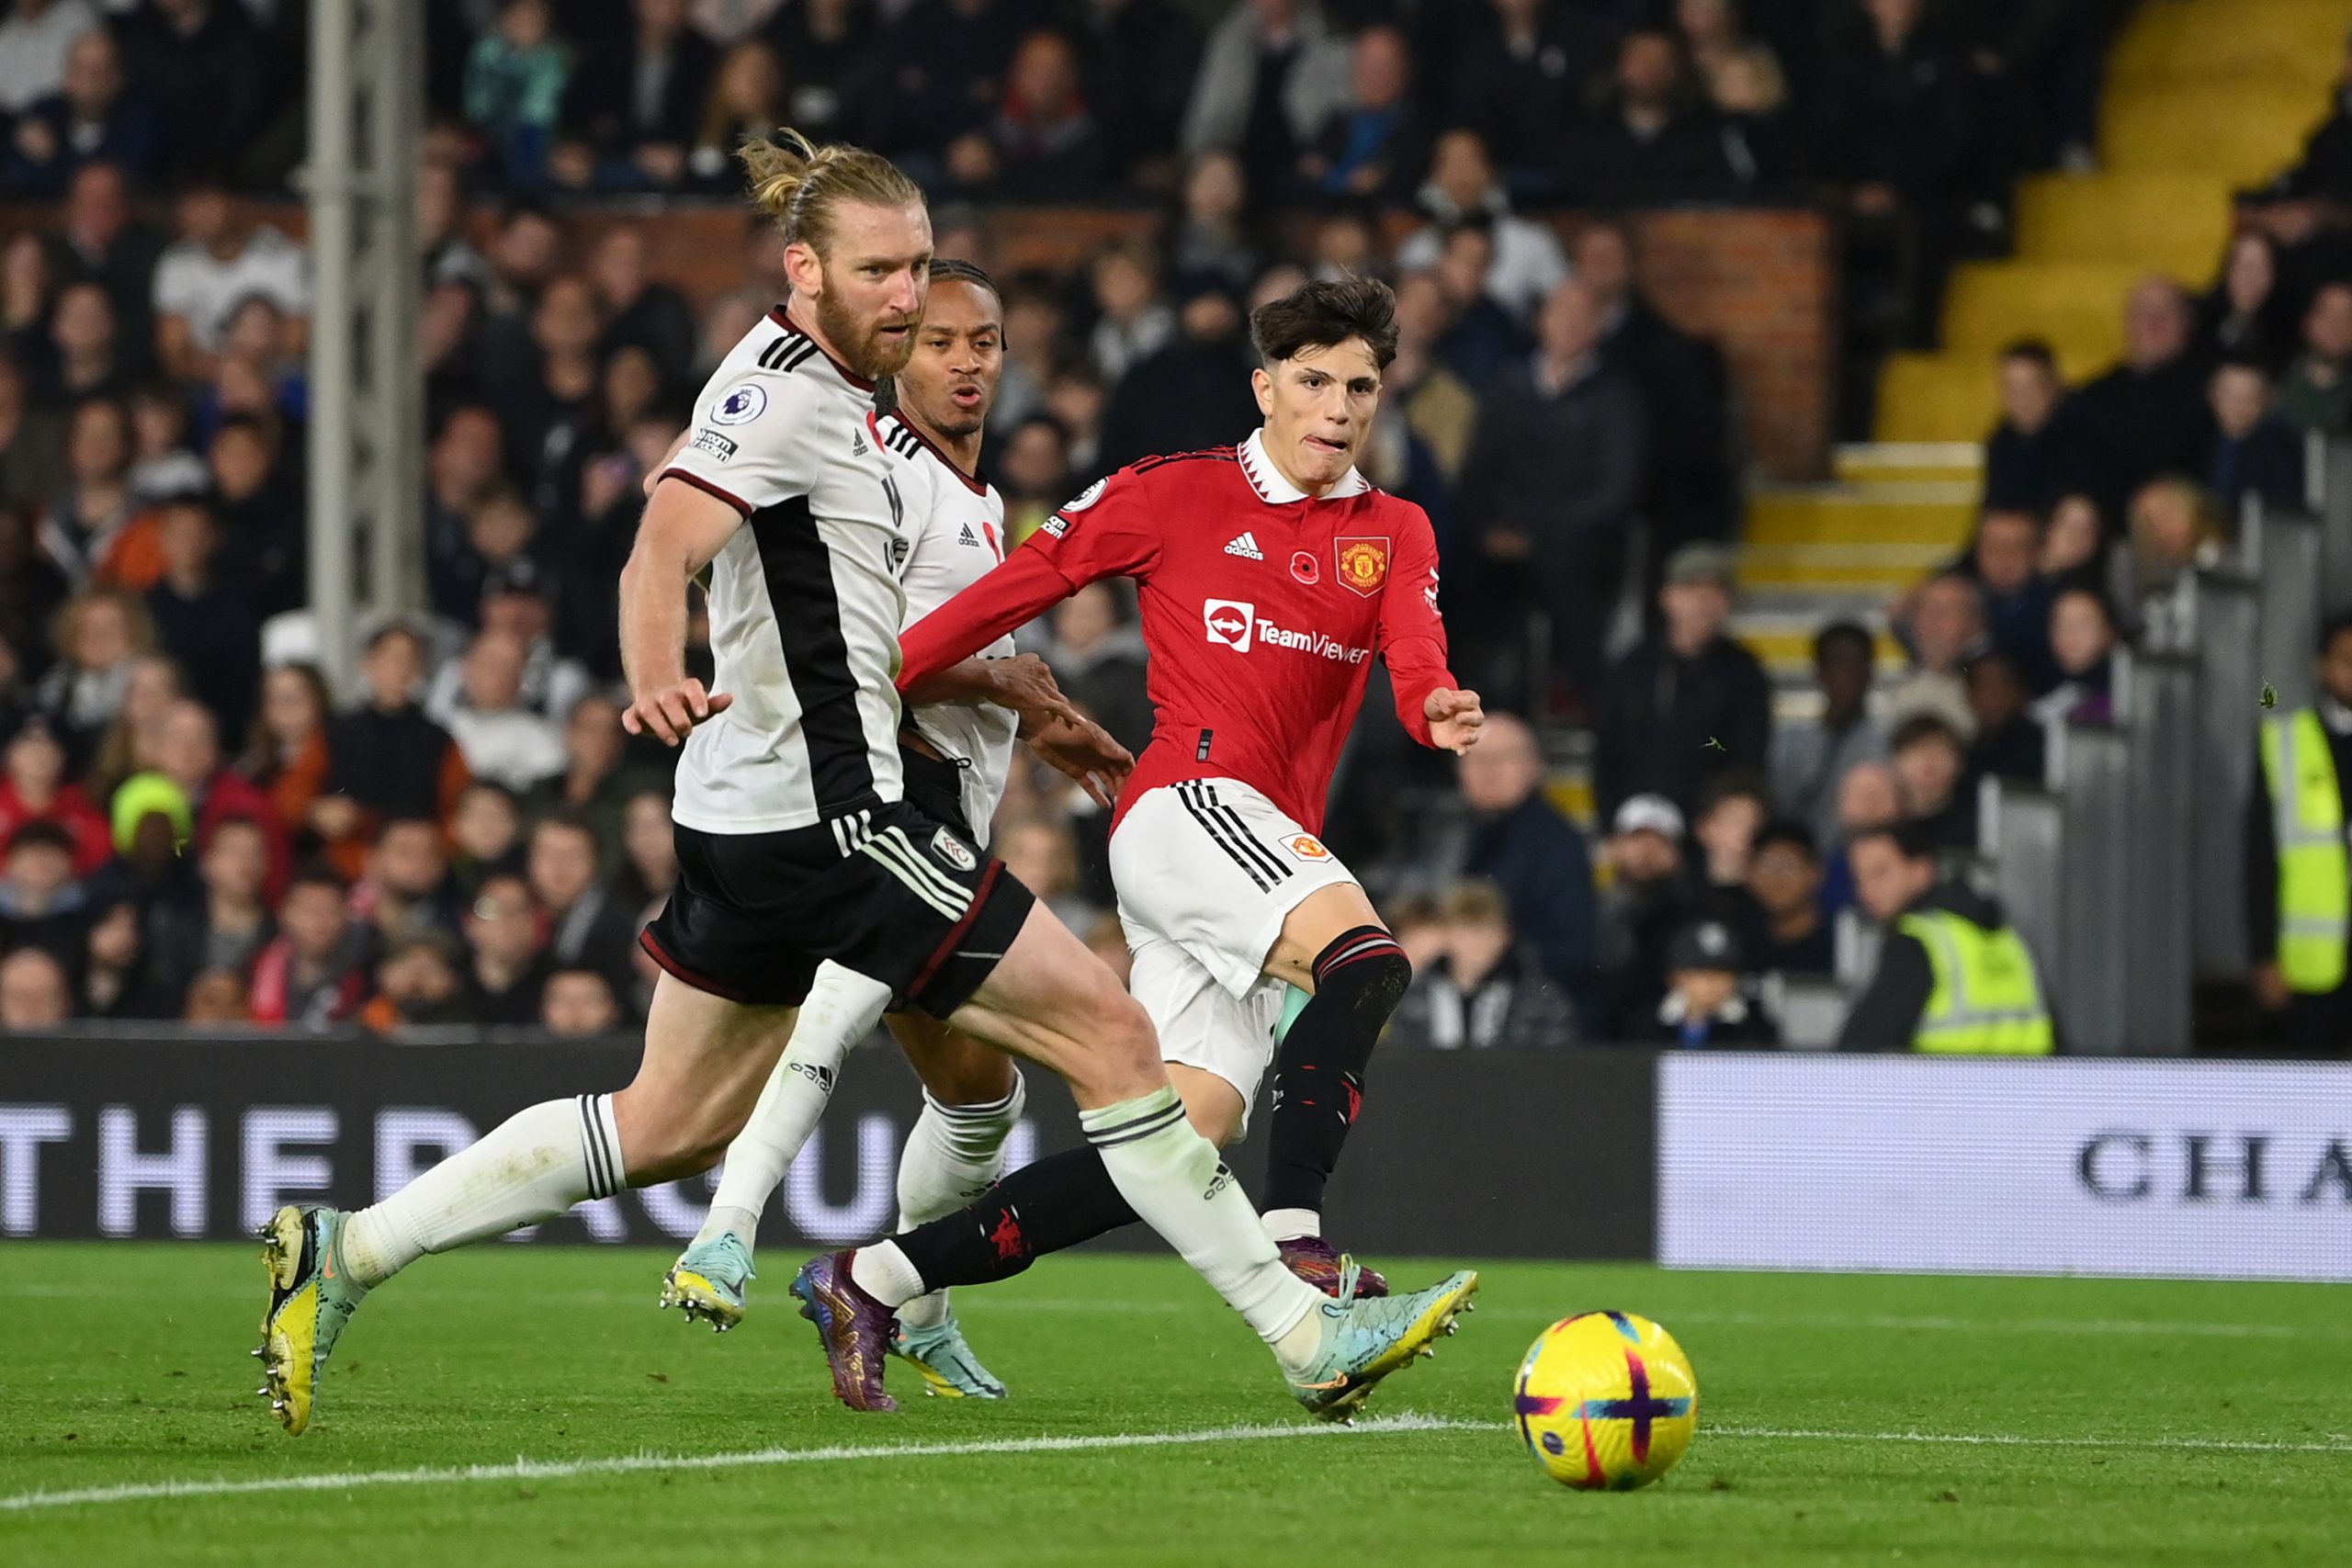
[2001,337,2058,370]
[1850,817,1940,864]
[363,620,424,656]
[1250,275,1399,370]
[1977,504,2043,536]
[1695,766,1770,819]
[1891,712,1964,753]
[928,256,1001,301]
[2324,610,2352,658]
[1752,818,1819,861]
[6,819,77,857]
[1964,647,2027,688]
[532,810,600,859]
[1814,620,1874,666]
[286,864,348,898]
[2213,354,2271,382]
[2054,583,2120,632]
[374,814,442,846]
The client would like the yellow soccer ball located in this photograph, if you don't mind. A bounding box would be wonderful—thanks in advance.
[1512,1312,1699,1490]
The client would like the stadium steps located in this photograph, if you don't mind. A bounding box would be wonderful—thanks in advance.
[1870,0,2352,446]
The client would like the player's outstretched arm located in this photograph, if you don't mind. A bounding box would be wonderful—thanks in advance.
[618,479,744,746]
[897,547,1084,694]
[1024,709,1135,810]
[1422,687,1487,754]
[904,651,1085,733]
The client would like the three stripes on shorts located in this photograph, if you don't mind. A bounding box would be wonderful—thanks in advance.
[1174,779,1292,894]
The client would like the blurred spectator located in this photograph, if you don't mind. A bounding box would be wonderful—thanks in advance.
[0,715,107,874]
[1890,709,1975,852]
[997,813,1100,935]
[474,204,563,389]
[527,810,638,987]
[418,158,490,292]
[6,28,156,195]
[1086,244,1174,388]
[1837,819,2053,1053]
[0,1,101,121]
[2127,477,2228,640]
[1596,792,1693,1038]
[1770,621,1884,851]
[541,965,623,1035]
[554,0,717,192]
[2198,232,2293,377]
[39,396,149,590]
[1572,218,1737,556]
[999,412,1074,539]
[1179,0,1351,175]
[1964,647,2044,784]
[154,698,289,896]
[28,281,130,413]
[81,649,176,801]
[2073,278,2215,517]
[948,28,1112,200]
[32,587,149,771]
[0,818,88,968]
[613,787,676,908]
[0,944,73,1029]
[432,586,594,725]
[1577,28,1731,201]
[688,39,786,189]
[448,780,526,900]
[1886,571,1984,720]
[2247,613,2352,1049]
[106,765,193,901]
[145,812,272,1009]
[1382,269,1476,483]
[424,405,506,615]
[2040,491,2109,592]
[1066,0,1199,176]
[1039,581,1151,757]
[1824,757,1904,916]
[1690,769,1769,944]
[2206,357,2304,514]
[1423,221,1530,389]
[126,379,205,503]
[1166,152,1265,296]
[0,507,68,707]
[1391,878,1573,1048]
[1591,544,1770,821]
[1454,710,1595,1000]
[461,869,551,1023]
[1456,277,1645,710]
[143,495,259,739]
[1747,819,1833,975]
[464,0,570,189]
[1983,338,2101,514]
[1395,129,1568,321]
[2277,282,2352,436]
[239,662,334,865]
[1294,24,1424,203]
[0,357,69,513]
[589,227,696,389]
[81,894,169,1018]
[2280,28,2352,201]
[1961,507,2055,691]
[153,181,309,383]
[1094,276,1257,471]
[360,929,471,1031]
[1635,916,1777,1046]
[248,866,368,1029]
[521,694,657,866]
[43,163,164,366]
[1442,0,1600,194]
[180,963,244,1021]
[440,629,569,792]
[350,815,458,948]
[322,623,472,847]
[206,412,304,615]
[2033,585,2117,727]
[116,0,271,185]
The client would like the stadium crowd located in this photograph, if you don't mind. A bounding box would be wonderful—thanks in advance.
[0,0,2343,1054]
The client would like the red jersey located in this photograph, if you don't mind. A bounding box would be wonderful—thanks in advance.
[896,430,1457,835]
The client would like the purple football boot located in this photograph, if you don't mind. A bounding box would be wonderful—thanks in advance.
[1279,1235,1389,1299]
[789,1250,899,1412]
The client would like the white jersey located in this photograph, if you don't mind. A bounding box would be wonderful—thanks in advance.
[875,410,1018,847]
[661,309,914,834]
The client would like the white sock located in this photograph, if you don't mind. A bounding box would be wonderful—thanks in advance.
[339,1094,625,1289]
[1261,1207,1321,1244]
[892,1075,1025,1330]
[1080,1089,1323,1375]
[692,963,894,1250]
[848,1239,927,1307]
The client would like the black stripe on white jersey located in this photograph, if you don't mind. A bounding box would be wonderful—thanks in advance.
[748,493,877,813]
[757,330,821,374]
[1176,780,1291,893]
[879,418,922,460]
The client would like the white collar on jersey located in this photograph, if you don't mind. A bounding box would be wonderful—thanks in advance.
[1238,427,1371,504]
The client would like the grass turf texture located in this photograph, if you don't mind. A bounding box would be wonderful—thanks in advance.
[1,1246,2344,1566]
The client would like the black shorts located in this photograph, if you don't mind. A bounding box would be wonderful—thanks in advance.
[639,793,1033,1015]
[897,737,975,840]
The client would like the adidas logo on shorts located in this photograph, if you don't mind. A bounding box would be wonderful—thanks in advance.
[1224,532,1263,560]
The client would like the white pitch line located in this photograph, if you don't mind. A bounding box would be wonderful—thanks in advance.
[0,1415,1487,1514]
[1709,1425,2352,1457]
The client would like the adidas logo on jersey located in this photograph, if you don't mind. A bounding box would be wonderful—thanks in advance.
[959,523,980,547]
[852,431,869,456]
[1224,532,1264,560]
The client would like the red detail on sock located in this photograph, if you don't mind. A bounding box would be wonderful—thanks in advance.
[989,1210,1027,1261]
[1344,1080,1363,1123]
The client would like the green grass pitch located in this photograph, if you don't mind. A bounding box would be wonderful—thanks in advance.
[1,1244,2344,1566]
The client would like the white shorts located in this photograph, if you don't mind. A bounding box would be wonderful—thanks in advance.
[1110,778,1360,1126]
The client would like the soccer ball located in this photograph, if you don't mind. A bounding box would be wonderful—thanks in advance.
[1512,1312,1699,1490]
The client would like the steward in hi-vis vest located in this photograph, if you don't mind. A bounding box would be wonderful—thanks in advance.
[2245,614,2352,1049]
[1836,818,2055,1054]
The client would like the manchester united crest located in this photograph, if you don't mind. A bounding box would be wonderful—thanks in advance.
[1334,536,1390,597]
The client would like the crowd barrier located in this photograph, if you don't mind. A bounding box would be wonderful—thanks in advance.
[5,1039,2344,1280]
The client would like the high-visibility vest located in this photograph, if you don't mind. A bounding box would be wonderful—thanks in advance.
[1897,908,2055,1055]
[2259,709,2350,994]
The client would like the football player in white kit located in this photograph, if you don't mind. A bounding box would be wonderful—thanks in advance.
[253,131,1475,1434]
[658,260,1122,1400]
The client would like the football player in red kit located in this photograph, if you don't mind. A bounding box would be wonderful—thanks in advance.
[814,276,1485,1324]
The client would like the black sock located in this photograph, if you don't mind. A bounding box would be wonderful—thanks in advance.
[889,1145,1139,1292]
[1262,925,1410,1218]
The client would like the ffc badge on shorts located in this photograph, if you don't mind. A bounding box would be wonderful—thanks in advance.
[1334,536,1390,597]
[933,827,978,873]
